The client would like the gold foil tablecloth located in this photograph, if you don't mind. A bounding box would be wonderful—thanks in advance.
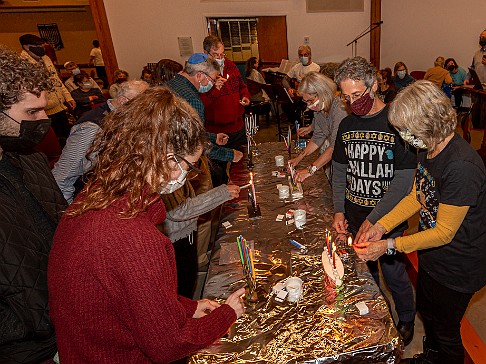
[190,142,402,363]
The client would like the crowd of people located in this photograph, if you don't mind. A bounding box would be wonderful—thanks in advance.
[0,28,485,364]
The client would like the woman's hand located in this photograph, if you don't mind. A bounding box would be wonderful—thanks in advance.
[295,169,310,183]
[225,287,246,319]
[226,184,240,199]
[356,222,387,245]
[297,125,312,137]
[353,240,387,261]
[193,298,221,318]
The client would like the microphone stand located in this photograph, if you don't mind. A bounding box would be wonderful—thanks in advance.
[346,22,383,57]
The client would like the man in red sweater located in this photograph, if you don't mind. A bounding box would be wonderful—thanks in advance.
[201,35,251,185]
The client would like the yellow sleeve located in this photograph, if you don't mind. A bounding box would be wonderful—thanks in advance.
[378,182,421,232]
[395,203,469,253]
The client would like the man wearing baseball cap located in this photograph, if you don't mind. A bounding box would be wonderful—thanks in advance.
[20,33,75,146]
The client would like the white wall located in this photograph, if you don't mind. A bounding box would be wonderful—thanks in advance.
[103,0,372,79]
[381,0,486,73]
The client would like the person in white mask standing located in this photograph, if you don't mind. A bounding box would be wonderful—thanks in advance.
[288,72,348,183]
[283,45,321,97]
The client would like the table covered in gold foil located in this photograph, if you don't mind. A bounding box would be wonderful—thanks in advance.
[190,142,403,363]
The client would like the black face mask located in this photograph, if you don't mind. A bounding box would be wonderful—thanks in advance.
[447,64,456,71]
[29,45,46,58]
[480,37,486,47]
[0,111,51,153]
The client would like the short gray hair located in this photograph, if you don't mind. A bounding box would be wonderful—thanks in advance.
[389,80,456,151]
[334,56,377,90]
[298,72,336,112]
[184,58,219,77]
[115,80,149,99]
[298,45,311,55]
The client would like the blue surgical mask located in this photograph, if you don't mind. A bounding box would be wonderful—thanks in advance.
[300,56,309,66]
[198,80,213,93]
[397,70,406,79]
[72,68,81,75]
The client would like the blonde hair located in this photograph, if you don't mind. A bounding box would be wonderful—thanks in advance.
[389,80,456,151]
[298,71,337,112]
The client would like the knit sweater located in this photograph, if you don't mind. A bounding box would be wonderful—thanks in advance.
[200,58,251,134]
[48,196,237,363]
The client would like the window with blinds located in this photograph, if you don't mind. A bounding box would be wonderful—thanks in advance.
[207,18,259,62]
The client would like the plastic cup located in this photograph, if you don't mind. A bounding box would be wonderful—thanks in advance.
[278,185,290,199]
[294,209,306,229]
[275,155,285,167]
[285,277,303,302]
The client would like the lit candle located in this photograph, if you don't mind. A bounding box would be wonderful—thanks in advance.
[347,236,353,246]
[332,245,336,269]
[226,73,230,79]
[325,230,331,255]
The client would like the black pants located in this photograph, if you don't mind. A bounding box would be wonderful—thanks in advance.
[209,127,246,187]
[417,268,473,364]
[173,233,198,299]
[95,65,109,89]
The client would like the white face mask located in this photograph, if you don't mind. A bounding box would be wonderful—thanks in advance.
[308,98,323,112]
[300,56,309,66]
[159,163,188,194]
[215,58,225,67]
[399,129,427,149]
[397,70,406,80]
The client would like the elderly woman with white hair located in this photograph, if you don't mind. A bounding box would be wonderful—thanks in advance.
[355,80,486,364]
[288,71,348,182]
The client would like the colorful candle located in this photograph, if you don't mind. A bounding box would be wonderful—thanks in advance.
[332,245,336,269]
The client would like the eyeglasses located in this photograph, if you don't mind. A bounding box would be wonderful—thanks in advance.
[210,52,226,60]
[172,155,202,180]
[341,87,369,104]
[302,94,318,105]
[203,73,216,83]
[298,53,310,58]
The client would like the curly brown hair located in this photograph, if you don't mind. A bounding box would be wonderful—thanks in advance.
[70,87,207,217]
[0,45,52,110]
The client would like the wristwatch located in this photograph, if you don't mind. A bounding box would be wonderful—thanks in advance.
[308,164,318,176]
[386,238,396,255]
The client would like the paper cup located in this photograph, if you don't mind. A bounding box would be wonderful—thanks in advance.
[275,155,285,167]
[285,277,303,302]
[294,209,306,229]
[278,185,290,199]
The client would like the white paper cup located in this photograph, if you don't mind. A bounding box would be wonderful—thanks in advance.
[278,185,290,199]
[275,155,285,167]
[294,209,306,229]
[285,277,303,302]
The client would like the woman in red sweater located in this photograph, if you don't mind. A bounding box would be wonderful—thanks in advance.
[48,87,245,363]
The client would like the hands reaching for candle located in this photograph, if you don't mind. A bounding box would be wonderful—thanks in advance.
[232,150,243,162]
[332,212,349,234]
[216,133,229,145]
[193,298,221,318]
[288,152,305,169]
[356,222,387,245]
[226,184,241,199]
[295,168,310,183]
[353,239,388,262]
[296,125,312,137]
[355,219,374,243]
[225,287,246,318]
[214,76,227,90]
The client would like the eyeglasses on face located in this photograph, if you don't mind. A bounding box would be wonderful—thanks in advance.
[341,87,369,104]
[203,73,216,83]
[172,155,202,179]
[302,94,318,105]
[210,51,226,59]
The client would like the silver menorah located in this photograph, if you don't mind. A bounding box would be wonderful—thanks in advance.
[245,114,260,157]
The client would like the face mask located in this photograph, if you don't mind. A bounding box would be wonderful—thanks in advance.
[215,58,225,67]
[29,45,45,58]
[399,129,427,149]
[159,168,188,194]
[198,80,213,93]
[72,68,81,75]
[0,111,51,153]
[349,90,374,116]
[300,56,309,66]
[397,70,406,79]
[116,77,127,84]
[81,82,91,90]
[308,98,323,112]
[447,65,455,72]
[479,37,486,47]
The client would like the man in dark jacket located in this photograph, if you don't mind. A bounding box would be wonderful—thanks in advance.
[0,45,68,363]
